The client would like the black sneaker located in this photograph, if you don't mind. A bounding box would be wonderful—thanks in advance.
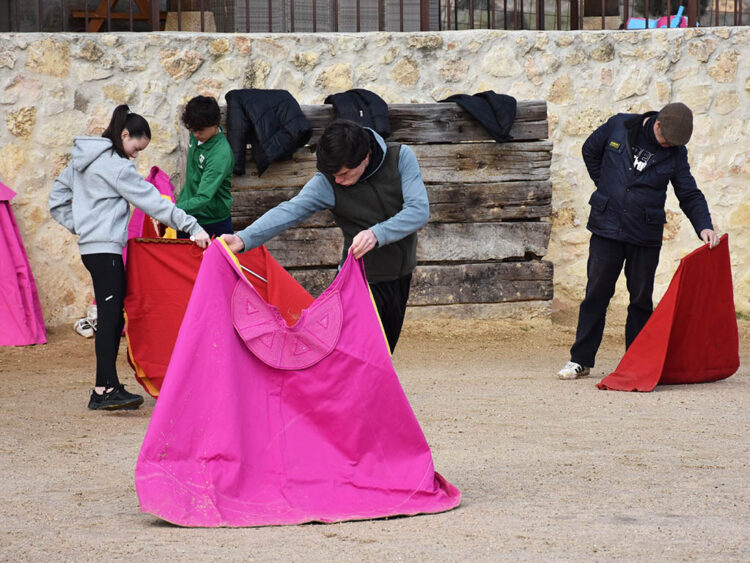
[88,385,144,410]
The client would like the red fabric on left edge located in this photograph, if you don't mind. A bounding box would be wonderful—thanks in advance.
[124,239,314,397]
[598,235,739,392]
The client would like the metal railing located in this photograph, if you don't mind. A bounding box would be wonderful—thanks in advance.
[1,0,746,32]
[440,0,746,30]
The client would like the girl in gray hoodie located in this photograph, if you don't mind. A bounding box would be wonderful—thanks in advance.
[50,105,210,411]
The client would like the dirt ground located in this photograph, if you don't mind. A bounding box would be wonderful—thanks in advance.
[1,312,748,562]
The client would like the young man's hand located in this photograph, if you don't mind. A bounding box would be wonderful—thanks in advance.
[350,229,378,259]
[700,229,720,249]
[221,233,246,253]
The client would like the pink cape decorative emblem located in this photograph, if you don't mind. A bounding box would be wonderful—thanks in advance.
[232,282,343,370]
[135,241,461,526]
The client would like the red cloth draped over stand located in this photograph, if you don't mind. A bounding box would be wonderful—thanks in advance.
[598,235,739,392]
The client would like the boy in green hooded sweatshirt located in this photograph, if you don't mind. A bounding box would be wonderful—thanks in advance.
[176,95,235,238]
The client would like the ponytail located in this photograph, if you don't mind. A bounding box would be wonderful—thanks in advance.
[101,104,151,159]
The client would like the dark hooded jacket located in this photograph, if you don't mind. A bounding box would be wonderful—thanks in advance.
[440,91,516,142]
[324,89,391,138]
[225,89,312,176]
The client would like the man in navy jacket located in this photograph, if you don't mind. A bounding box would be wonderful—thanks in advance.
[558,103,720,380]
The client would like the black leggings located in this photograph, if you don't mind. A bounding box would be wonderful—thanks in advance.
[81,253,126,388]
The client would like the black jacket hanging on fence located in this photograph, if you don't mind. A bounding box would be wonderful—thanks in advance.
[324,89,391,139]
[440,92,517,142]
[225,89,312,176]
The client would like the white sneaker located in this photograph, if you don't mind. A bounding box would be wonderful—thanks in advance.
[73,318,95,338]
[557,361,590,380]
[86,304,98,332]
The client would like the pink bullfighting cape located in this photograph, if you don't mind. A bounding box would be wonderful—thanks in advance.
[135,240,461,526]
[598,235,739,392]
[0,182,46,346]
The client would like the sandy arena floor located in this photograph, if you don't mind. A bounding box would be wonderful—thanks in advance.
[1,314,748,561]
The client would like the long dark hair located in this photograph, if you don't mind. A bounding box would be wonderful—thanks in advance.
[101,105,151,159]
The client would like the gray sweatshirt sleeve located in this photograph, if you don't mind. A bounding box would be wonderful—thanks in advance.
[116,164,202,236]
[369,145,430,246]
[49,164,76,235]
[236,173,334,252]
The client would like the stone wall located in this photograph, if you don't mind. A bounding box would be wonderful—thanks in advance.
[0,28,748,326]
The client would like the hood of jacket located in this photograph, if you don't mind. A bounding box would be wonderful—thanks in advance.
[71,137,116,172]
[360,128,388,182]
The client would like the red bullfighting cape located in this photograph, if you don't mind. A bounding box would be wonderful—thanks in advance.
[598,235,739,392]
[135,240,460,526]
[0,182,46,346]
[124,239,314,397]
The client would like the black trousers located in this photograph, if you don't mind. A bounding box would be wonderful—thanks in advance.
[369,274,412,353]
[570,234,661,368]
[81,253,126,388]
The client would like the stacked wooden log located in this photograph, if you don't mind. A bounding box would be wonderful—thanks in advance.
[230,101,553,317]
